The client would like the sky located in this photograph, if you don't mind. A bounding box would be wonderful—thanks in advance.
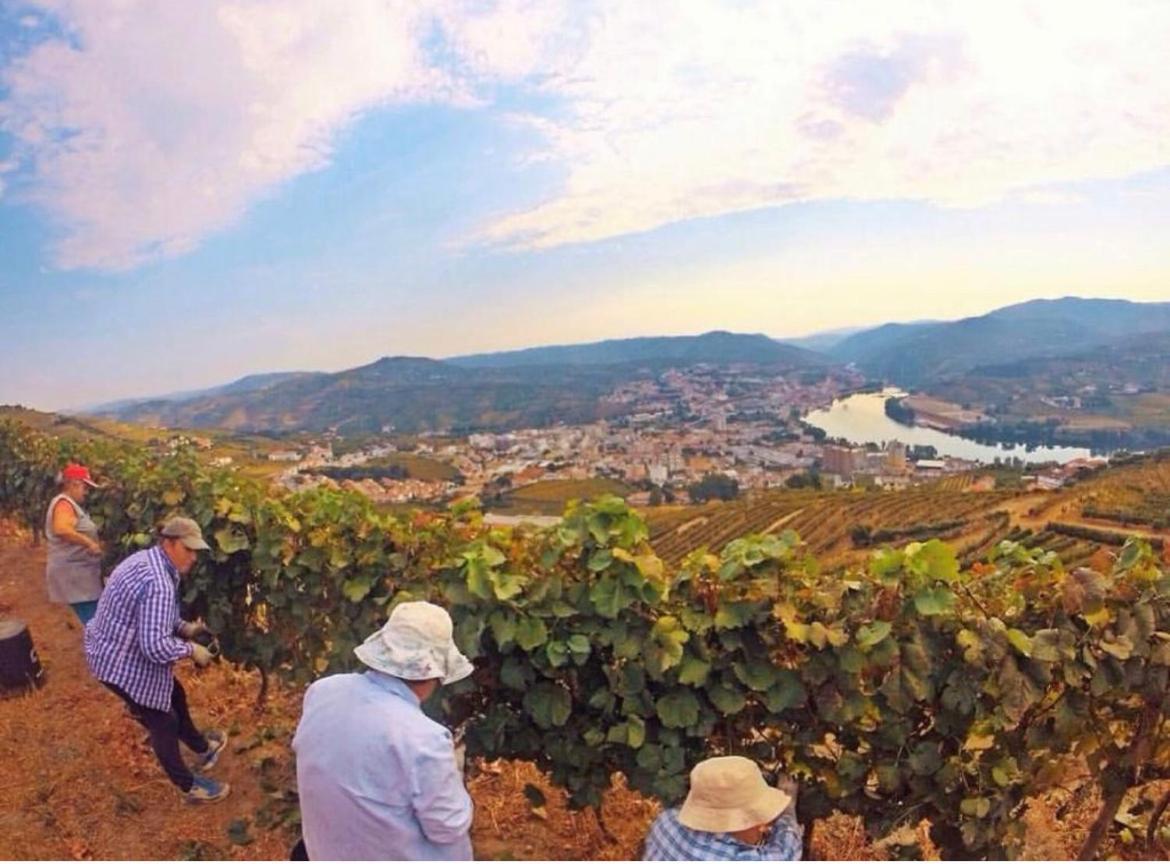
[0,1,1168,410]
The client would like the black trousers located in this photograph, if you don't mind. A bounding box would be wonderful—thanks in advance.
[104,678,209,792]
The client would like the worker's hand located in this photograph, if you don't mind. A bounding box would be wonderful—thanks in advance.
[178,619,208,639]
[86,538,104,556]
[190,643,214,668]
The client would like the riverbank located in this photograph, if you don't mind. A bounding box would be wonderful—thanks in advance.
[885,391,1170,454]
[804,391,1093,465]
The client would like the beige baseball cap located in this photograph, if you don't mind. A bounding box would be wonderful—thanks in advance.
[159,516,210,551]
[678,756,791,833]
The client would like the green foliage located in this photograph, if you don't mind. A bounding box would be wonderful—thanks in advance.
[3,420,1170,858]
[687,472,740,503]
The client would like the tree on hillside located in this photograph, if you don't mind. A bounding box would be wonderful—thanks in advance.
[785,469,822,490]
[687,473,739,503]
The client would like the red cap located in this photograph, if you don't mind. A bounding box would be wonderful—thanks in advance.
[62,463,99,488]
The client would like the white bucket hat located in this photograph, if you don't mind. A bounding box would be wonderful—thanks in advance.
[354,601,473,686]
[678,756,792,834]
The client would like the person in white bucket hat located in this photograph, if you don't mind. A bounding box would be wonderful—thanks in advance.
[293,601,475,860]
[643,755,803,860]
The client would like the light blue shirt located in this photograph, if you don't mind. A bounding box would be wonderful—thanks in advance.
[292,671,473,860]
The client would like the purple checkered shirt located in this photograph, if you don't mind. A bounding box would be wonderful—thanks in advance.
[85,545,193,710]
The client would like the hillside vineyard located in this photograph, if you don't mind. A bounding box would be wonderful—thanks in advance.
[3,419,1170,858]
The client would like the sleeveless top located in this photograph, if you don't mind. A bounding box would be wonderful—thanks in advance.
[45,493,103,604]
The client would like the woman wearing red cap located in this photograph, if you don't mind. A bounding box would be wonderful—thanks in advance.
[45,463,105,623]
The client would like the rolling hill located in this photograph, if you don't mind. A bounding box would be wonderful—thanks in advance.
[94,332,830,434]
[831,297,1170,386]
[448,330,826,368]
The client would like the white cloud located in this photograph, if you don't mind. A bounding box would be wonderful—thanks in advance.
[1,0,1168,269]
[0,0,460,270]
[476,0,1170,248]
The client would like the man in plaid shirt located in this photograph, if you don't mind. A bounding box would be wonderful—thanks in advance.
[85,516,230,804]
[643,756,803,860]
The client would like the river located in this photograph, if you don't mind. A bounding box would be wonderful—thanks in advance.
[802,390,1094,465]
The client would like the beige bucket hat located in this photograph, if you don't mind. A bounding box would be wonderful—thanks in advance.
[354,601,473,686]
[678,756,792,833]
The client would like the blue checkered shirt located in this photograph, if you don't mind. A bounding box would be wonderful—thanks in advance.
[85,545,193,711]
[643,804,803,861]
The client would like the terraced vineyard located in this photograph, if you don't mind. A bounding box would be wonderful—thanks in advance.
[646,490,821,564]
[498,477,633,515]
[931,472,976,492]
[997,526,1104,569]
[647,488,1020,565]
[1072,453,1170,529]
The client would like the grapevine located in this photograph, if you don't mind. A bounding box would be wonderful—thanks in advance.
[2,419,1169,858]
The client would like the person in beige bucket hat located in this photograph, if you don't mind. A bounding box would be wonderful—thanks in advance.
[353,600,474,685]
[293,601,475,860]
[643,755,803,859]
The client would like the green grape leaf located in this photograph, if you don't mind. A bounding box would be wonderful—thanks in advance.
[907,539,959,583]
[342,577,372,603]
[481,544,506,567]
[656,689,701,729]
[733,660,778,692]
[500,656,531,691]
[465,556,492,600]
[606,715,646,749]
[515,616,549,651]
[960,797,991,819]
[1005,628,1033,657]
[856,621,892,651]
[214,526,250,554]
[566,634,591,659]
[590,575,632,618]
[490,571,527,601]
[708,683,747,715]
[714,601,755,630]
[546,640,569,668]
[587,549,613,572]
[525,683,571,729]
[645,615,689,676]
[677,655,711,686]
[907,742,942,776]
[913,586,955,616]
[489,610,517,647]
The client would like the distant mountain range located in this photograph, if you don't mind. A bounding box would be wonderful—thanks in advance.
[829,297,1170,386]
[95,331,826,434]
[449,330,823,368]
[780,326,869,353]
[84,371,316,414]
[87,298,1170,434]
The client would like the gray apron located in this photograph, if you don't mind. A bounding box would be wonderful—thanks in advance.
[45,494,103,604]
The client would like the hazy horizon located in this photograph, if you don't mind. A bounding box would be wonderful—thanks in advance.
[2,2,1168,410]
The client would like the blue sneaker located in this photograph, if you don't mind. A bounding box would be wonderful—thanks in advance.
[184,774,230,804]
[193,730,227,772]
